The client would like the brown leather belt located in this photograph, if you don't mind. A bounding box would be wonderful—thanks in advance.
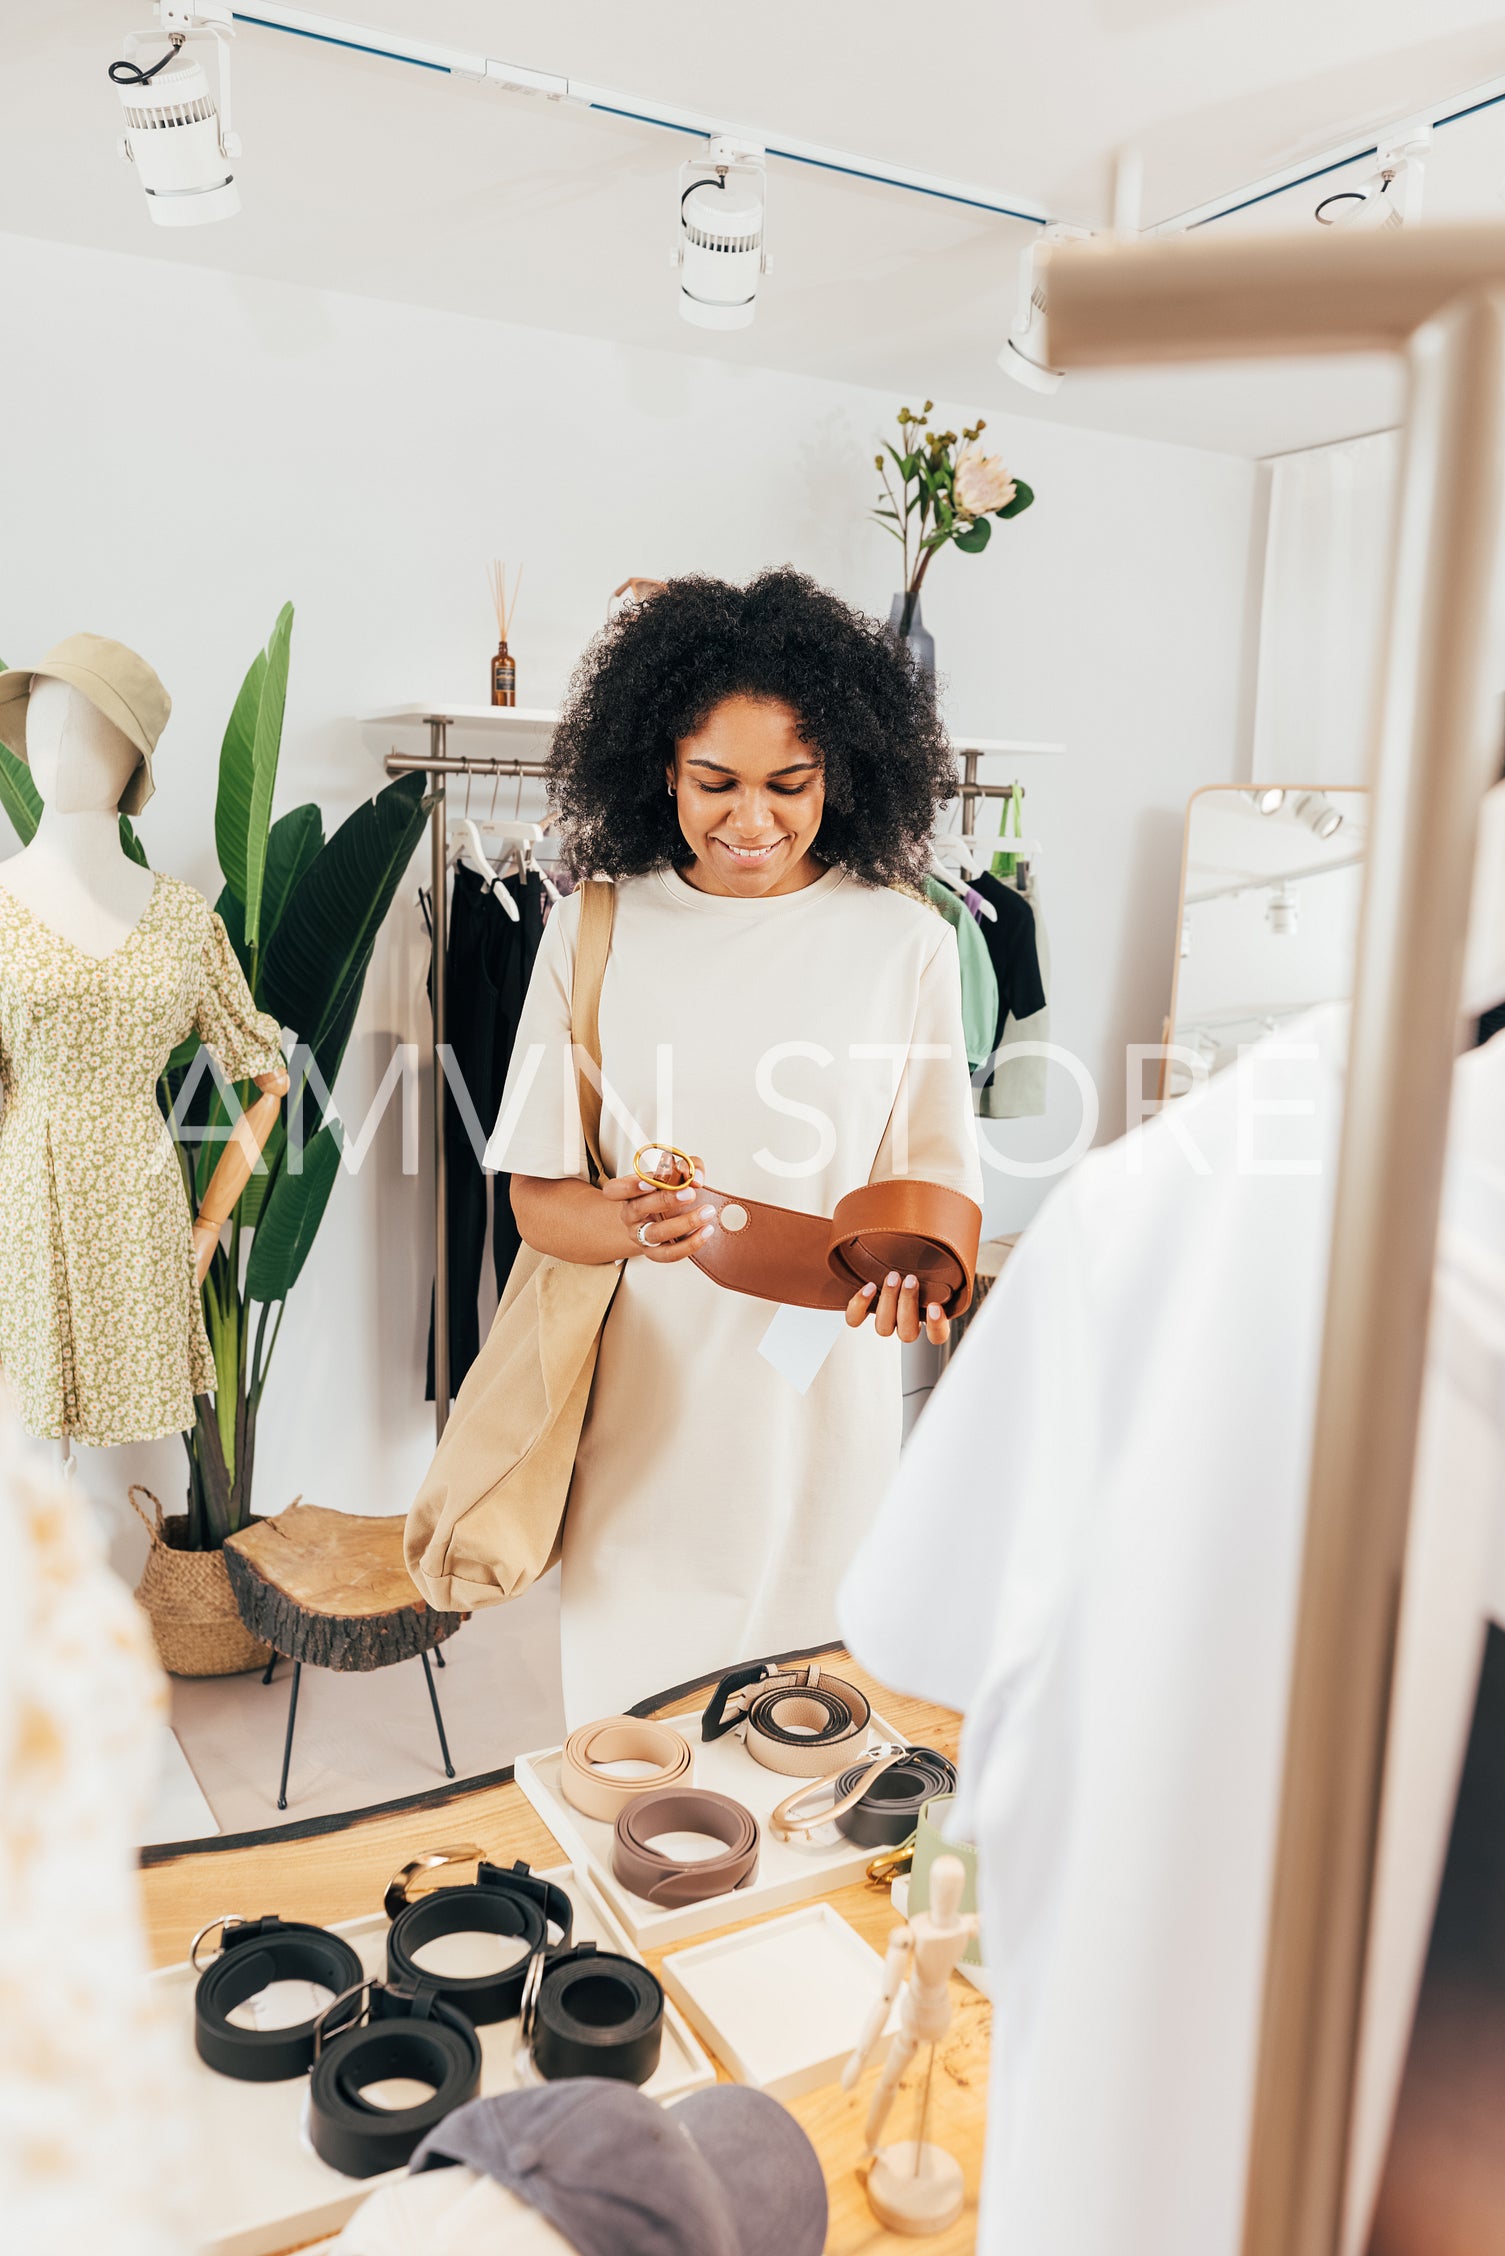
[634,1150,981,1317]
[701,1659,873,1777]
[560,1717,694,1822]
[611,1787,761,1906]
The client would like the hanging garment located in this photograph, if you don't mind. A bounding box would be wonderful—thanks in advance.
[976,876,1050,1121]
[0,875,283,1446]
[426,865,545,1403]
[840,1008,1505,2256]
[0,1393,193,2254]
[487,866,982,1725]
[923,876,998,1073]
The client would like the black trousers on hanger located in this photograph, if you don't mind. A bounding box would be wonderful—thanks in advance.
[426,865,544,1404]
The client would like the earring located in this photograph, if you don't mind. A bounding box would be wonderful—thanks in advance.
[667,781,676,797]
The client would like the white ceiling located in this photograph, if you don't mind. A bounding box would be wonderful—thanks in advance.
[6,2,1505,455]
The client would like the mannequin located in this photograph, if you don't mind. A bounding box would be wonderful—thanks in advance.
[0,678,157,954]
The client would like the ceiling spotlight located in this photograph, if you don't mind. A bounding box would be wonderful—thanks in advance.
[111,3,240,228]
[1293,790,1344,841]
[1267,883,1300,937]
[674,137,769,330]
[1315,130,1430,235]
[999,225,1091,395]
[1247,786,1286,815]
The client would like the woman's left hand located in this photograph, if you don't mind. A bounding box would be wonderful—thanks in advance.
[846,1272,950,1347]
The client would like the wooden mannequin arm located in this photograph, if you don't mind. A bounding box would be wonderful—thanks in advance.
[191,1065,291,1284]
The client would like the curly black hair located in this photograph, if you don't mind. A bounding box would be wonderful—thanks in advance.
[547,567,956,888]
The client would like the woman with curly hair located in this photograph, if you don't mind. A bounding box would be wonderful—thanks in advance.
[487,567,982,1721]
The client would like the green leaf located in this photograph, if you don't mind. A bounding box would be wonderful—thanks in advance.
[118,813,150,868]
[954,516,992,553]
[996,478,1035,520]
[0,742,41,846]
[244,1121,342,1301]
[217,602,294,950]
[262,803,325,943]
[260,771,428,1105]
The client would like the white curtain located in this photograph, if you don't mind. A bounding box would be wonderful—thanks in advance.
[1252,431,1400,788]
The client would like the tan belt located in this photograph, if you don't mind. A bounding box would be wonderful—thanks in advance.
[702,1660,873,1778]
[559,1717,694,1822]
[634,1150,981,1318]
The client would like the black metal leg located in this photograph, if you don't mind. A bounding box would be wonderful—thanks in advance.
[421,1650,456,1779]
[276,1661,302,1812]
[262,1653,278,1686]
[434,1642,446,1668]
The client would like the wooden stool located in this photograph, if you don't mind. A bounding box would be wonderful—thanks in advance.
[223,1503,467,1811]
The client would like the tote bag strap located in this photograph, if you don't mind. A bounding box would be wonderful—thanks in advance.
[569,878,617,1186]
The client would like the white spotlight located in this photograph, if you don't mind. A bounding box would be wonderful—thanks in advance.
[112,4,240,229]
[999,224,1091,395]
[1294,790,1344,841]
[1267,882,1300,937]
[1247,786,1286,815]
[675,137,769,330]
[1316,130,1430,235]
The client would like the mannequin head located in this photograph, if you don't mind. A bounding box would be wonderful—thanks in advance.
[26,677,143,815]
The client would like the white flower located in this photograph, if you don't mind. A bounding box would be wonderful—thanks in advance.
[953,450,1017,517]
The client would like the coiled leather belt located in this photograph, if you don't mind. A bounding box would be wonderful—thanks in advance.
[519,1941,664,2086]
[770,1744,958,1846]
[560,1716,694,1821]
[192,1914,365,2083]
[309,1978,481,2178]
[612,1787,761,1906]
[385,1859,573,2026]
[703,1659,872,1777]
[634,1149,982,1318]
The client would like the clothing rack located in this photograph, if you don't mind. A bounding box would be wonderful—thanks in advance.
[386,726,1041,1444]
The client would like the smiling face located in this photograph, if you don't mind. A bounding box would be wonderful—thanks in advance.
[669,694,827,898]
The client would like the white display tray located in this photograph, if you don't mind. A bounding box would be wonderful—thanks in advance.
[514,1708,902,1948]
[156,1863,713,2256]
[662,1903,899,2100]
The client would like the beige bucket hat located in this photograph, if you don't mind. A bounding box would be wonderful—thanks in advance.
[0,634,169,816]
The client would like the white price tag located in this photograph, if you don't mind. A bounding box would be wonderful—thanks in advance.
[757,1305,846,1395]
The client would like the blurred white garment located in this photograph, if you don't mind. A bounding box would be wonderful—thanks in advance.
[0,1393,194,2254]
[333,2163,573,2253]
[841,998,1505,2256]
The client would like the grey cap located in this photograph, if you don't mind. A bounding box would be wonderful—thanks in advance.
[410,2079,827,2256]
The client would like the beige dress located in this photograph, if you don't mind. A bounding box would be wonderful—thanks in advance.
[0,873,284,1446]
[487,866,983,1724]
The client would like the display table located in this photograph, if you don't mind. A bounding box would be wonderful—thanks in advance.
[141,1650,989,2254]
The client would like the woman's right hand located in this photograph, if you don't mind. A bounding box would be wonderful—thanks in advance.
[599,1153,718,1262]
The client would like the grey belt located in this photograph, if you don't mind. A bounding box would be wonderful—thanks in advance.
[612,1788,761,1906]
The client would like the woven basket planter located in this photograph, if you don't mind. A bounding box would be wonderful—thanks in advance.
[128,1485,272,1679]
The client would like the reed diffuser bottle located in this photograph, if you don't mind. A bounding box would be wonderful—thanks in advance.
[487,558,523,707]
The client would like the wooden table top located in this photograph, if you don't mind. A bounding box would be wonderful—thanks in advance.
[141,1653,988,2255]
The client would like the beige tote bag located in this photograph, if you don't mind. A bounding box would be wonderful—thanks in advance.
[405,879,622,1611]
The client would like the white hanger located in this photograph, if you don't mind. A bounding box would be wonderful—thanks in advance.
[448,818,522,922]
[930,838,998,917]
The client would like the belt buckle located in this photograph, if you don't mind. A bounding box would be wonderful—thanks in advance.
[382,1842,486,1920]
[701,1659,780,1741]
[518,1947,547,2042]
[313,1977,375,2060]
[190,1913,246,1972]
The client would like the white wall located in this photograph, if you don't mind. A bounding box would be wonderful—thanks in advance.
[0,229,1259,1563]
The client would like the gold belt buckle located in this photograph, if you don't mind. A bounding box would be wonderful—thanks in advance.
[632,1143,696,1190]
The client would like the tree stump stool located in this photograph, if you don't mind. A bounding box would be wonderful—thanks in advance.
[224,1503,467,1811]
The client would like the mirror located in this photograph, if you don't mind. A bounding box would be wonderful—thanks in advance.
[1166,785,1369,1095]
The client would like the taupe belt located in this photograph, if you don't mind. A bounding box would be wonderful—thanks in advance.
[634,1149,981,1318]
[701,1659,872,1777]
[611,1788,761,1906]
[560,1717,694,1822]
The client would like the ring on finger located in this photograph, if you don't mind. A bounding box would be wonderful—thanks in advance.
[636,1221,657,1248]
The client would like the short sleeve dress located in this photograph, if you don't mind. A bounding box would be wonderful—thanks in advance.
[0,873,284,1446]
[486,865,984,1724]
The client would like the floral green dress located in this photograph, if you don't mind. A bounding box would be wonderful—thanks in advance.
[0,874,284,1446]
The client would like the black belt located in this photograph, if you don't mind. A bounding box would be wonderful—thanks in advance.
[191,1914,365,2083]
[385,1860,574,2027]
[308,1978,481,2178]
[520,1942,664,2086]
[834,1746,957,1847]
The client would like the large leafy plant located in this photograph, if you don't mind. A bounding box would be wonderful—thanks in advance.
[0,613,429,1545]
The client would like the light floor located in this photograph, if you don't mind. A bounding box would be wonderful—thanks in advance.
[155,1570,564,1842]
